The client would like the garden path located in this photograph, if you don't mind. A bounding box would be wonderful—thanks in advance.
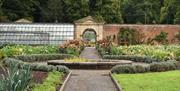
[80,47,102,60]
[63,70,118,91]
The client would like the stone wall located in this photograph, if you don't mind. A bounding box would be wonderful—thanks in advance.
[103,24,180,44]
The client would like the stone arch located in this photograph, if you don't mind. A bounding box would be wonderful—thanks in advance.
[74,16,105,41]
[82,28,97,42]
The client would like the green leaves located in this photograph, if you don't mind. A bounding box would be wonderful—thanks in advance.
[0,63,31,91]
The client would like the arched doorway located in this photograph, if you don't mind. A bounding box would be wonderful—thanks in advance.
[82,29,97,42]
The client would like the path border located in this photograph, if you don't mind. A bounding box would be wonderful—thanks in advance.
[109,72,122,91]
[59,71,72,91]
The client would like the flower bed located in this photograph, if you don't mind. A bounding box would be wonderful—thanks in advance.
[96,40,180,62]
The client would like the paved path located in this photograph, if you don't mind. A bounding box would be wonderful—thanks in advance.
[80,47,101,60]
[63,70,118,91]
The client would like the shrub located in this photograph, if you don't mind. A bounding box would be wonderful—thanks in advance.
[111,65,136,74]
[0,62,31,91]
[118,28,145,45]
[103,55,159,63]
[15,54,74,62]
[175,32,180,41]
[3,58,70,73]
[111,61,180,74]
[134,65,150,73]
[111,65,150,74]
[150,62,177,72]
[153,31,168,44]
[1,45,59,57]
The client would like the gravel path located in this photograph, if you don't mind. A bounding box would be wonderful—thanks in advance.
[80,47,101,60]
[63,70,118,91]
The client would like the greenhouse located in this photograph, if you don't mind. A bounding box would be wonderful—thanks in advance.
[0,23,74,45]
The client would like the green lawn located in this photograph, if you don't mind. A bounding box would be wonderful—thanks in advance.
[113,71,180,91]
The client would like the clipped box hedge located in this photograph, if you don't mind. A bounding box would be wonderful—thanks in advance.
[103,55,160,63]
[14,54,74,62]
[3,58,70,73]
[111,61,180,74]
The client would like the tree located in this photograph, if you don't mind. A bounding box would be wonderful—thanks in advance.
[160,0,180,24]
[40,0,63,22]
[121,0,161,24]
[89,0,123,23]
[2,0,36,21]
[63,0,89,22]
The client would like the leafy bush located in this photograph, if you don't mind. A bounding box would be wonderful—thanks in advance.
[103,55,159,63]
[99,45,180,61]
[3,58,70,73]
[0,50,5,60]
[175,32,180,41]
[0,63,31,91]
[111,65,136,74]
[15,54,74,62]
[111,65,150,74]
[118,28,145,45]
[153,31,168,44]
[150,62,177,72]
[32,71,63,91]
[111,61,180,74]
[1,45,59,57]
[59,40,85,56]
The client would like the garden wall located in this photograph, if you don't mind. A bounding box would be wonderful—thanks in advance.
[103,24,180,44]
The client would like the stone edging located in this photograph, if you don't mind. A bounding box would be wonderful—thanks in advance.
[59,71,72,91]
[109,72,122,91]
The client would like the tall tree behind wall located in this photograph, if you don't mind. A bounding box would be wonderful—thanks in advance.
[40,0,63,22]
[89,0,123,23]
[63,0,89,22]
[2,0,36,21]
[121,0,161,24]
[160,0,180,24]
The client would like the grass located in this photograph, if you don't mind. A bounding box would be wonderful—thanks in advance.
[32,71,64,91]
[113,71,180,91]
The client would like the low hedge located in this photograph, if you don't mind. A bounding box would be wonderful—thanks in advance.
[3,58,70,73]
[14,54,74,62]
[111,61,180,74]
[103,55,160,63]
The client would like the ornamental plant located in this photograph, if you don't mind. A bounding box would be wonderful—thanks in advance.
[0,63,31,91]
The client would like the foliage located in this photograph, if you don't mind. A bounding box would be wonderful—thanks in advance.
[103,55,159,63]
[118,28,145,45]
[3,58,70,73]
[1,45,59,57]
[15,54,74,62]
[59,40,85,56]
[32,71,63,91]
[175,32,180,41]
[111,65,150,74]
[111,61,180,74]
[153,31,168,44]
[150,61,177,72]
[97,44,180,61]
[0,63,31,91]
[113,71,180,91]
[0,50,5,60]
[1,0,179,24]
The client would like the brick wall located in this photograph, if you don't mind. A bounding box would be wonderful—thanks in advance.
[103,24,180,44]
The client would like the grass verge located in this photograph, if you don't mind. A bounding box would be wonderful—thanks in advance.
[32,71,64,91]
[113,70,180,91]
